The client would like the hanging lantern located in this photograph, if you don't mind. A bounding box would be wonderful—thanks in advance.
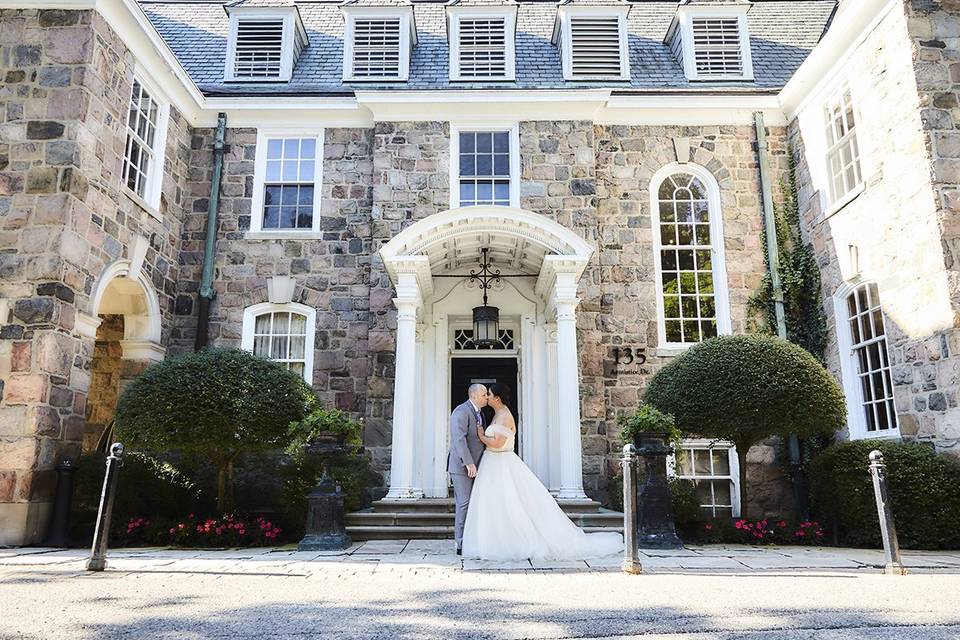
[472,304,499,347]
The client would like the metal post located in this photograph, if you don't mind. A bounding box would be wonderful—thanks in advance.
[87,443,124,572]
[868,450,906,575]
[621,444,642,574]
[42,459,76,547]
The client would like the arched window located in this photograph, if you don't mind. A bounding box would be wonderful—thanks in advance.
[835,282,898,438]
[241,302,316,384]
[651,165,730,347]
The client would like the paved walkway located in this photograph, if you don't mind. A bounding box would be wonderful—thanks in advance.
[3,543,960,639]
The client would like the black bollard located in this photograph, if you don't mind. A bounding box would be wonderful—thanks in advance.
[868,450,906,575]
[620,444,642,574]
[87,443,124,572]
[298,472,351,551]
[42,459,76,548]
[634,432,683,549]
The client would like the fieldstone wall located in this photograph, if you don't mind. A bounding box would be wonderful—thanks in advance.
[0,8,190,544]
[791,0,960,456]
[592,124,793,515]
[83,314,122,450]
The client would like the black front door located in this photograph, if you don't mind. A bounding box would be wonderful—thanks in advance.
[450,357,519,455]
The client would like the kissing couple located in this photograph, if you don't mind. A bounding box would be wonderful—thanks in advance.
[448,382,623,561]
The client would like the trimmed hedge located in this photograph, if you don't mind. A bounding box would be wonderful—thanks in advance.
[808,440,960,549]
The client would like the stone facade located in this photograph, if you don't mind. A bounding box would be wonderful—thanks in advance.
[0,8,189,544]
[791,0,960,454]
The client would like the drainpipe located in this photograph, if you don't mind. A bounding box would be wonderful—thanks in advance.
[194,112,227,351]
[754,111,806,517]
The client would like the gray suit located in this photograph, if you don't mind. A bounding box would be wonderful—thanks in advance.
[448,400,485,549]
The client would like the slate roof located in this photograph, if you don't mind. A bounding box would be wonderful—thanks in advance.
[138,0,837,96]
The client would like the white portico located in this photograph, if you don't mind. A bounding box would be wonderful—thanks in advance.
[379,206,594,502]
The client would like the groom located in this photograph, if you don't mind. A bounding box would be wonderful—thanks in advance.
[448,383,488,555]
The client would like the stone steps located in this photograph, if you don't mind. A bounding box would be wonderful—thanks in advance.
[346,498,624,540]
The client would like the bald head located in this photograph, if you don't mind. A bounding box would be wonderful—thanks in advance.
[468,384,488,407]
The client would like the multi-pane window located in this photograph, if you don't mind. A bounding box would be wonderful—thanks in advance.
[252,310,308,378]
[123,80,160,200]
[457,130,511,207]
[260,137,318,230]
[672,443,738,518]
[845,283,897,434]
[656,173,719,344]
[824,87,862,202]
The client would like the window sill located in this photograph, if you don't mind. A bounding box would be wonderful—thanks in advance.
[123,187,162,221]
[651,344,694,357]
[847,430,901,443]
[244,231,323,240]
[823,182,865,220]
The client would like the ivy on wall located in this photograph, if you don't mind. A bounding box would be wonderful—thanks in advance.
[749,158,829,364]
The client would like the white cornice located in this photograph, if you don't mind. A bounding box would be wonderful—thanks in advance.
[779,0,900,119]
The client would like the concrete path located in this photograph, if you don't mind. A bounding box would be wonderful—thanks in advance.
[2,543,960,639]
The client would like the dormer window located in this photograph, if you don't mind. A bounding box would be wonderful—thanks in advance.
[225,5,308,82]
[553,4,630,81]
[342,5,416,81]
[666,3,753,81]
[448,6,517,81]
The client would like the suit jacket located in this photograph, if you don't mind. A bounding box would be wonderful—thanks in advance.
[448,400,485,475]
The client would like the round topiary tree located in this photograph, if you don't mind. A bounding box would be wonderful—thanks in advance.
[643,334,846,515]
[115,348,314,513]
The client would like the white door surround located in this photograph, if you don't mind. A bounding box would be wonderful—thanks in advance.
[379,206,594,501]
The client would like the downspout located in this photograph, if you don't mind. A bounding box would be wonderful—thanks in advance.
[194,112,227,351]
[754,111,806,517]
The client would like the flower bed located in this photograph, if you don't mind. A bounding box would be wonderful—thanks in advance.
[698,518,824,545]
[121,514,284,548]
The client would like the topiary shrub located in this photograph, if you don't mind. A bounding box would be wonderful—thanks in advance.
[808,440,960,549]
[644,334,846,516]
[114,348,314,513]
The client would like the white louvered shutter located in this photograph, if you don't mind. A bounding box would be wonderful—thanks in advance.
[233,17,285,78]
[352,17,402,79]
[569,16,623,78]
[691,18,744,78]
[457,17,507,79]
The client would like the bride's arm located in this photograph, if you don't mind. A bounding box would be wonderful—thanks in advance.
[476,425,507,449]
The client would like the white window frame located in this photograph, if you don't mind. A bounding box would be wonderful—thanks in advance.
[225,8,302,82]
[342,7,414,82]
[670,6,754,82]
[248,127,325,239]
[241,301,316,385]
[667,439,741,518]
[833,280,901,441]
[822,84,864,206]
[649,162,732,352]
[448,7,516,82]
[449,122,520,210]
[122,71,169,219]
[555,6,631,81]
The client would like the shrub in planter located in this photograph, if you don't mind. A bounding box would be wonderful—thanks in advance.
[114,348,314,513]
[808,440,960,549]
[70,451,205,546]
[644,334,846,515]
[617,404,682,452]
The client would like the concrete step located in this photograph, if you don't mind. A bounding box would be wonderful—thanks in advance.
[347,525,454,540]
[369,498,605,514]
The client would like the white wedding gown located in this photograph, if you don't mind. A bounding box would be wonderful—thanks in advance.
[461,422,623,561]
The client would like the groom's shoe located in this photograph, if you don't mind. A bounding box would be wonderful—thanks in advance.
[456,548,462,556]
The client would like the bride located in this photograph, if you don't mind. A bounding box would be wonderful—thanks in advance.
[461,383,623,561]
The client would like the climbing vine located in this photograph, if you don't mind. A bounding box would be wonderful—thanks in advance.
[748,156,829,364]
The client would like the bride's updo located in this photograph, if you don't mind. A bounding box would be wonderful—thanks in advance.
[488,382,511,406]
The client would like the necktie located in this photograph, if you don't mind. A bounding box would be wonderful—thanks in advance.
[475,409,483,427]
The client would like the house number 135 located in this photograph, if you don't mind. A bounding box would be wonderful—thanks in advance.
[612,347,646,366]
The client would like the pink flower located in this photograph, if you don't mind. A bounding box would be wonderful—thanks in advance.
[169,528,176,534]
[215,528,223,535]
[704,524,713,531]
[735,521,743,529]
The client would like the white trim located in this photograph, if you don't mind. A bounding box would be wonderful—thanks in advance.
[448,6,517,82]
[87,259,164,357]
[649,162,732,349]
[342,7,414,82]
[241,301,316,385]
[555,6,631,82]
[249,127,325,236]
[832,280,901,442]
[670,5,754,82]
[449,122,521,210]
[667,438,741,518]
[225,7,304,83]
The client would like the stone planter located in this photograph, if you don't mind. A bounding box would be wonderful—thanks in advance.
[631,431,683,549]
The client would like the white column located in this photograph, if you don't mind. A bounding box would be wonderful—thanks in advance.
[553,272,589,501]
[385,270,424,500]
